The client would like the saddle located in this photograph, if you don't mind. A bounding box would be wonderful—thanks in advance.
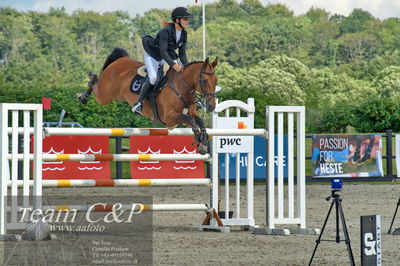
[129,64,170,125]
[129,63,169,94]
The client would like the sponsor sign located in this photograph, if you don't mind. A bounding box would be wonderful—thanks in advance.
[312,135,383,178]
[219,136,288,179]
[361,215,381,266]
[130,136,205,179]
[215,117,253,153]
[40,136,111,179]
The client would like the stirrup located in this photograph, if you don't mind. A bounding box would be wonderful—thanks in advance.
[131,102,142,114]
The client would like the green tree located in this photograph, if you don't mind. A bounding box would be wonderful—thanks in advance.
[240,0,265,15]
[339,8,375,34]
[352,97,400,132]
[373,66,400,98]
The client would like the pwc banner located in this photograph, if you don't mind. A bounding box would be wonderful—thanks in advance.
[219,136,288,179]
[40,136,111,179]
[130,136,205,179]
[312,135,383,178]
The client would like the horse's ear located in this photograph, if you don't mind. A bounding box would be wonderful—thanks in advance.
[203,57,209,67]
[211,57,218,68]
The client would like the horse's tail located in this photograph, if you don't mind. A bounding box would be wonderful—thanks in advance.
[101,48,129,74]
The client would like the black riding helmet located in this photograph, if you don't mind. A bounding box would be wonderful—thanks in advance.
[171,7,191,21]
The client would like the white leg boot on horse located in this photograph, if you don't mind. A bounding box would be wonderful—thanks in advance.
[131,78,154,114]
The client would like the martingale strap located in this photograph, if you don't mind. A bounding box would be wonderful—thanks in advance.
[167,63,216,109]
[168,80,196,108]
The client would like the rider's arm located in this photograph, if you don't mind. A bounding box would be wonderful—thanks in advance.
[178,33,188,66]
[158,30,176,68]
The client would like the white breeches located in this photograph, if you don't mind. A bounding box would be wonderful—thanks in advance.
[144,52,177,85]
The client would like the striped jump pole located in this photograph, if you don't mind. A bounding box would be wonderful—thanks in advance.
[13,204,209,212]
[7,127,267,137]
[7,153,211,162]
[7,179,211,188]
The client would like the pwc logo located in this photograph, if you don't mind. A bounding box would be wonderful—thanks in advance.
[219,121,247,149]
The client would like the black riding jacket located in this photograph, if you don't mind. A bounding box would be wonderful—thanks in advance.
[142,23,189,67]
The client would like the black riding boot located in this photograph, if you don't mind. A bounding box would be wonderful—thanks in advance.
[131,79,153,114]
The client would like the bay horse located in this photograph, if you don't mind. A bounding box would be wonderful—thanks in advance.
[78,48,218,154]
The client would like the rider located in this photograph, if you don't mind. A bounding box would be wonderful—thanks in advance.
[131,7,191,114]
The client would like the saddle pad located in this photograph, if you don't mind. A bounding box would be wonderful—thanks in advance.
[129,74,145,95]
[129,71,169,96]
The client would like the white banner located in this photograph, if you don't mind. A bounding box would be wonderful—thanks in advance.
[215,117,253,153]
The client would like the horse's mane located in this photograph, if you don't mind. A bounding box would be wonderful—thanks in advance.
[101,48,129,74]
[185,61,203,67]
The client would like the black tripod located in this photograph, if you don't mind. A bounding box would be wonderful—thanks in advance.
[309,190,355,266]
[388,196,400,234]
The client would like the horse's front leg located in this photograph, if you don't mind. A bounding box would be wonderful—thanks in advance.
[181,114,207,155]
[193,115,210,154]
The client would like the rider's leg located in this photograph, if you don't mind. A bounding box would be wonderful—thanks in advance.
[131,53,158,114]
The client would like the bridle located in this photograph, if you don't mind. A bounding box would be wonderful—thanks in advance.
[168,63,216,108]
[198,64,216,99]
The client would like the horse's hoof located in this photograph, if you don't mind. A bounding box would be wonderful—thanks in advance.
[197,143,208,155]
[77,93,88,104]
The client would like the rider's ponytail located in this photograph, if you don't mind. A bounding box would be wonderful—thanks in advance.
[160,17,174,28]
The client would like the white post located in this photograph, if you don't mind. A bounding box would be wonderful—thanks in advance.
[33,105,43,210]
[246,98,254,223]
[211,99,219,227]
[267,107,275,229]
[0,104,8,235]
[297,109,306,228]
[202,0,206,60]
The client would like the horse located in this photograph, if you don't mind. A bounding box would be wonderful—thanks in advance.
[78,48,218,154]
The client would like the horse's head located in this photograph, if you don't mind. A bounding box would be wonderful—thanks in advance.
[194,57,218,112]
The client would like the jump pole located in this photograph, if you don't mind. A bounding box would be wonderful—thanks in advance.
[7,179,211,188]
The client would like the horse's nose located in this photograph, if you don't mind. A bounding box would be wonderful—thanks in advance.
[206,101,215,112]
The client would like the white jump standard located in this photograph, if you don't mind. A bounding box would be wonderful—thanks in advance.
[1,99,267,238]
[253,106,319,235]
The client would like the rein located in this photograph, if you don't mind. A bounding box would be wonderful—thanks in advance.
[168,63,215,109]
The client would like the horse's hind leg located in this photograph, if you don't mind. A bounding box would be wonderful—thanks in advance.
[78,73,98,104]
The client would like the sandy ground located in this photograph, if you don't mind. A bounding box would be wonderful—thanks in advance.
[4,184,400,265]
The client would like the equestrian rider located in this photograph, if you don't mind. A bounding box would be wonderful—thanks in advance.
[131,7,191,114]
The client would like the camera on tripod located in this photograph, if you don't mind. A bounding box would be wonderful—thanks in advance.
[331,178,342,190]
[311,177,355,266]
[325,178,343,201]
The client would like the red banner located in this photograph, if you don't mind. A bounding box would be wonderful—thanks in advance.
[40,136,111,179]
[130,136,205,179]
[42,97,51,110]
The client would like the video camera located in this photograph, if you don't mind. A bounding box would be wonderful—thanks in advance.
[331,178,343,191]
